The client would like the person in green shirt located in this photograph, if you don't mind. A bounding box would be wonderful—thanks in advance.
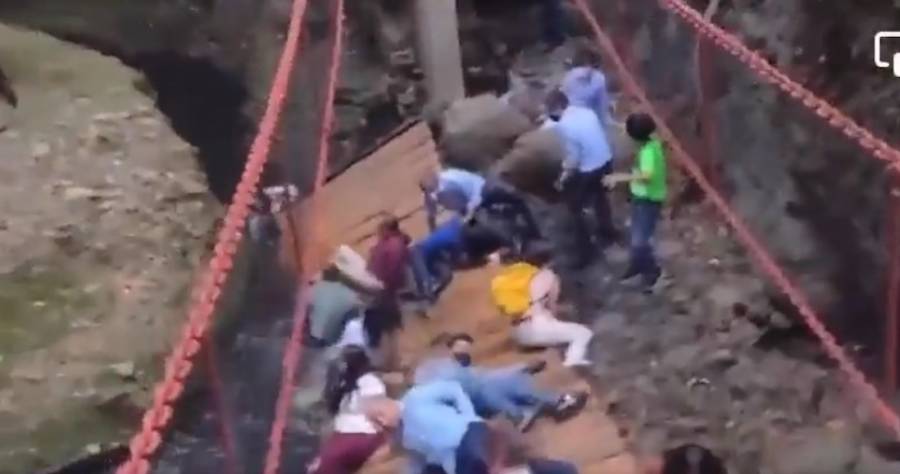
[603,113,666,293]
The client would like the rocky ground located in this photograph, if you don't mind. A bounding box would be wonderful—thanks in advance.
[507,43,900,473]
[0,24,218,472]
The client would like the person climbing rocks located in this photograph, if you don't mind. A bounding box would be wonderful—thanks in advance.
[400,379,491,474]
[305,246,384,348]
[414,333,587,432]
[561,44,613,128]
[548,89,617,266]
[491,241,594,367]
[420,167,541,255]
[308,346,390,474]
[603,112,668,293]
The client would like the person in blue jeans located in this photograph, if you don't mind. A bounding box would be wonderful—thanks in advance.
[604,113,668,293]
[414,333,587,432]
[410,217,464,303]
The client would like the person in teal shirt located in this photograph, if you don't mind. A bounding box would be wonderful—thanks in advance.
[604,113,667,293]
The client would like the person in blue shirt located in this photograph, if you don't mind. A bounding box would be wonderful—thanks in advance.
[399,380,490,474]
[548,89,617,265]
[420,167,541,256]
[561,45,613,127]
[414,333,588,432]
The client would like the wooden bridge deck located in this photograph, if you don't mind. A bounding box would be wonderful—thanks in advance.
[317,123,639,474]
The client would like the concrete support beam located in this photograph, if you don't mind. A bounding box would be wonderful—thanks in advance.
[413,0,465,105]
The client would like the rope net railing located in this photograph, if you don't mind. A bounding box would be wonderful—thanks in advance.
[117,0,346,473]
[576,0,900,435]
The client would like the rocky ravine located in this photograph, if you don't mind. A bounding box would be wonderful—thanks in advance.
[0,24,218,472]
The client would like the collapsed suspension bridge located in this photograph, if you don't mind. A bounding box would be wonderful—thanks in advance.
[105,0,900,473]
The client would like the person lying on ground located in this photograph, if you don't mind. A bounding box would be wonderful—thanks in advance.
[603,112,668,294]
[409,215,512,304]
[414,333,587,432]
[309,345,390,474]
[640,444,727,474]
[306,246,384,348]
[399,379,492,474]
[420,167,541,254]
[548,89,618,267]
[487,418,579,474]
[491,241,594,367]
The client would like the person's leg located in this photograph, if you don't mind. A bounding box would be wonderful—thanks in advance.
[591,164,618,244]
[528,458,579,474]
[410,244,434,300]
[514,315,593,366]
[498,372,561,410]
[455,422,491,474]
[640,201,663,286]
[563,173,593,262]
[624,199,652,280]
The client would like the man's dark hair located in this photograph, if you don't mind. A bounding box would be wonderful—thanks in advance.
[446,332,474,347]
[378,214,400,233]
[522,240,554,267]
[572,43,602,68]
[625,112,657,142]
[545,89,569,113]
[661,444,726,474]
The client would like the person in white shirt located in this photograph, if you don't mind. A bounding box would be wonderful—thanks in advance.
[548,89,618,266]
[309,345,388,474]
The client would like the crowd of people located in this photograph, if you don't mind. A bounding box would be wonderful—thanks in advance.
[253,41,725,474]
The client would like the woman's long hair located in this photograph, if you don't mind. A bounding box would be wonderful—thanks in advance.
[323,345,373,415]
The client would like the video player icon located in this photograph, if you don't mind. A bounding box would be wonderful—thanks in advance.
[875,32,900,77]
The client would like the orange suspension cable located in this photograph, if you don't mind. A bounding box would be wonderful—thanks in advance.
[573,0,900,438]
[262,0,346,473]
[115,0,312,472]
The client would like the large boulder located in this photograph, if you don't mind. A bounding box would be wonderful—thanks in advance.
[493,125,565,199]
[438,94,534,172]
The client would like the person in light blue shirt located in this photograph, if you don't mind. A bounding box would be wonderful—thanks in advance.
[420,168,540,252]
[421,168,486,230]
[561,45,613,127]
[548,89,618,265]
[400,380,490,474]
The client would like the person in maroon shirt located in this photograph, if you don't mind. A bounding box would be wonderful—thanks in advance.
[366,214,412,370]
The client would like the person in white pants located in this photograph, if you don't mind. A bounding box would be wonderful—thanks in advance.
[510,246,594,367]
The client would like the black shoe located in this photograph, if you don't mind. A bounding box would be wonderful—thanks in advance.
[523,360,547,375]
[619,267,640,283]
[552,392,588,422]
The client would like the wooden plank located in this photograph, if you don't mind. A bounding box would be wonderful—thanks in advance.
[316,126,637,474]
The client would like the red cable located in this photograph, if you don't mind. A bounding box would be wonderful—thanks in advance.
[261,0,345,473]
[115,0,311,472]
[885,186,900,392]
[572,0,900,438]
[655,0,900,170]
